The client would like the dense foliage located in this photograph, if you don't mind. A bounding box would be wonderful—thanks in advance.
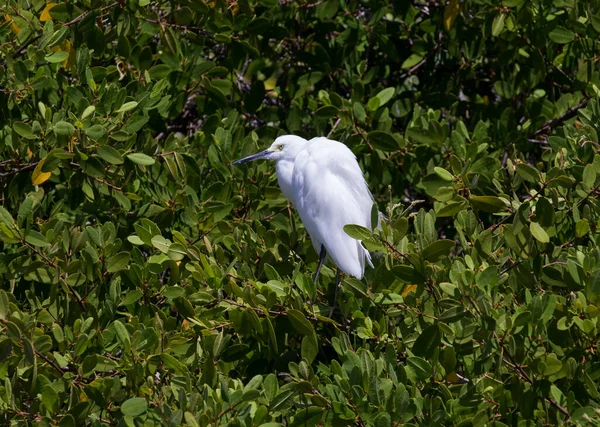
[1,0,600,425]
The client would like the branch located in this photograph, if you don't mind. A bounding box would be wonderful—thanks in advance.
[399,57,427,80]
[65,163,123,191]
[63,1,119,27]
[532,96,591,137]
[327,118,342,138]
[35,349,66,375]
[0,161,39,178]
[0,35,41,66]
[139,17,209,36]
[495,333,570,421]
[0,2,120,67]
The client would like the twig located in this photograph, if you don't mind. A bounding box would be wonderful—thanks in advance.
[0,161,39,177]
[327,118,342,138]
[64,1,119,26]
[24,242,57,269]
[90,175,123,191]
[191,224,217,245]
[65,163,122,191]
[0,34,41,66]
[35,349,66,375]
[499,259,524,276]
[139,17,208,36]
[399,57,427,80]
[532,96,591,137]
[577,181,600,207]
[495,332,570,421]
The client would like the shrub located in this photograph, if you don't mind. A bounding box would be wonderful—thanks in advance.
[1,0,600,425]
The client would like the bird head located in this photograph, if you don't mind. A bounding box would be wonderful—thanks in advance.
[233,135,307,165]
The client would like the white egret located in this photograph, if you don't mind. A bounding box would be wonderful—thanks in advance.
[233,135,375,291]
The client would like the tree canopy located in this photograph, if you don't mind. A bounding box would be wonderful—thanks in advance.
[1,0,600,425]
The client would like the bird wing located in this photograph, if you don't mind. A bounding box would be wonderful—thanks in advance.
[292,139,373,279]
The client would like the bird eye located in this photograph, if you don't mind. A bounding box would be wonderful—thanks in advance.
[277,144,284,150]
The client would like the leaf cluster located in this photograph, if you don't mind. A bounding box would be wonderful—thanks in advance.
[1,0,600,426]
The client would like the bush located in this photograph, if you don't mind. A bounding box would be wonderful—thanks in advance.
[1,0,600,425]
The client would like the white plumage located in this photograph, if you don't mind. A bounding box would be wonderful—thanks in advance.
[233,135,374,280]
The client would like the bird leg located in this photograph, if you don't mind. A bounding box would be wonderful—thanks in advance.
[328,268,341,318]
[314,245,327,285]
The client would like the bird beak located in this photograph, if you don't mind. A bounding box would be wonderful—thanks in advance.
[232,149,272,165]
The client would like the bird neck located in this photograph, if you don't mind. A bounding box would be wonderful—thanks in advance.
[276,160,296,205]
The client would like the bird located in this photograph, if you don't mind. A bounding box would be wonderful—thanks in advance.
[233,135,375,292]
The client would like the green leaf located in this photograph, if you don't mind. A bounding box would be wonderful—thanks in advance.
[368,130,399,151]
[530,222,549,243]
[48,3,84,21]
[592,16,600,33]
[41,384,58,412]
[583,164,596,188]
[0,207,19,243]
[434,167,453,181]
[271,388,296,412]
[151,235,171,253]
[401,53,423,69]
[422,239,455,262]
[407,356,432,380]
[263,374,279,401]
[439,306,467,323]
[367,96,380,111]
[550,175,575,188]
[121,397,147,416]
[86,124,105,141]
[315,105,338,119]
[373,87,395,107]
[392,265,425,284]
[491,13,506,36]
[25,230,49,247]
[81,105,95,119]
[287,309,314,337]
[13,122,36,139]
[542,354,562,376]
[406,127,439,145]
[576,219,590,237]
[370,203,379,231]
[97,146,124,165]
[343,224,372,240]
[113,320,131,350]
[37,337,55,363]
[162,27,180,56]
[116,101,138,113]
[353,102,366,122]
[0,290,9,321]
[161,353,188,375]
[106,252,130,272]
[535,198,555,227]
[54,121,74,137]
[548,26,575,44]
[127,153,155,166]
[469,195,507,213]
[412,324,441,358]
[45,51,69,63]
[515,163,540,183]
[120,290,143,306]
[301,335,318,364]
[437,201,467,217]
[167,243,187,261]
